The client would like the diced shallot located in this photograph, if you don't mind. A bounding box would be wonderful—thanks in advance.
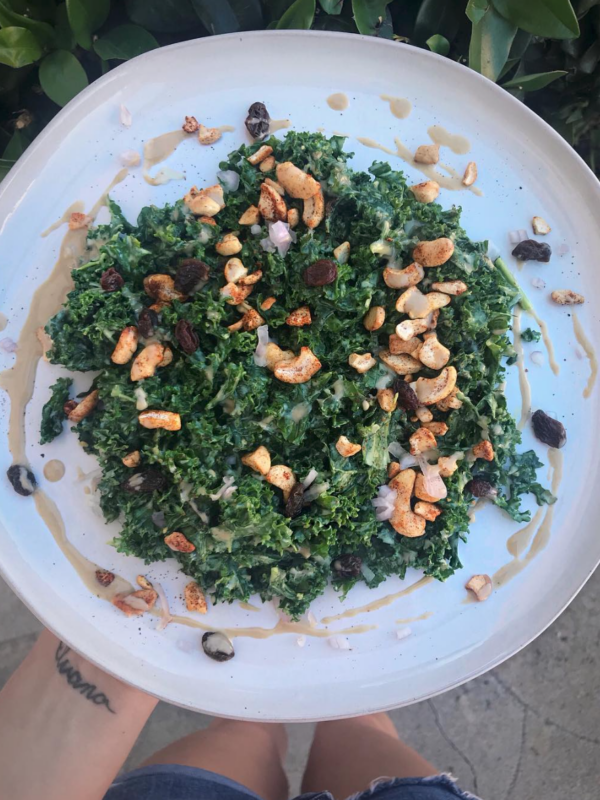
[416,455,447,500]
[217,169,240,193]
[303,482,330,504]
[0,337,18,353]
[267,221,296,258]
[508,229,528,245]
[154,581,173,632]
[253,324,270,367]
[396,627,412,641]
[399,453,419,470]
[530,350,544,366]
[388,441,407,459]
[296,635,306,647]
[119,104,132,127]
[372,484,397,521]
[328,635,351,651]
[531,276,546,290]
[209,475,236,501]
[486,240,501,261]
[302,468,319,489]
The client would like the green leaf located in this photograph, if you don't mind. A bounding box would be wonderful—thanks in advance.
[39,49,88,106]
[413,0,465,43]
[125,0,199,32]
[502,69,567,90]
[3,129,29,160]
[319,0,344,12]
[66,0,110,50]
[191,0,264,32]
[0,0,54,45]
[469,5,517,81]
[93,24,158,61]
[493,0,580,39]
[8,0,56,21]
[276,0,315,28]
[426,33,450,55]
[352,0,392,35]
[579,39,600,73]
[466,0,489,24]
[0,157,15,181]
[53,2,75,50]
[0,27,43,67]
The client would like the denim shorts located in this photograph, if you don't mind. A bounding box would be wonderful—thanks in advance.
[104,765,480,800]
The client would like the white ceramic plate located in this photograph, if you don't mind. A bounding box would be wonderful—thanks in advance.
[1,31,599,721]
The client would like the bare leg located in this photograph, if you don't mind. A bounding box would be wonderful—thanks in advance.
[141,718,289,800]
[302,713,437,800]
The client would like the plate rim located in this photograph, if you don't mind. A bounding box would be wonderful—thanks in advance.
[1,29,599,720]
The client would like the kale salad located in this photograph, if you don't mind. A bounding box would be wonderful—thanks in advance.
[41,130,555,619]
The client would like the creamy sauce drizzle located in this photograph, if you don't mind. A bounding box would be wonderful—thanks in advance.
[427,125,470,155]
[493,448,563,587]
[320,575,433,624]
[269,119,291,134]
[169,613,375,640]
[528,309,559,375]
[512,307,532,430]
[43,459,65,482]
[40,201,85,238]
[327,93,349,111]
[572,311,597,398]
[506,507,544,559]
[380,94,412,119]
[239,602,260,613]
[356,137,482,196]
[143,129,187,186]
[0,311,7,331]
[395,611,432,624]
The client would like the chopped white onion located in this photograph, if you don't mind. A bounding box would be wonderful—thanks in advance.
[360,562,375,582]
[120,149,140,167]
[221,485,237,501]
[388,442,407,458]
[530,350,544,366]
[260,236,277,253]
[119,103,132,127]
[328,635,351,651]
[296,635,306,647]
[416,455,447,500]
[154,581,173,632]
[376,508,394,521]
[486,240,501,261]
[396,627,412,641]
[530,276,546,290]
[188,499,209,525]
[267,220,295,257]
[253,324,270,367]
[217,169,240,193]
[250,224,262,235]
[303,482,330,503]
[372,484,397,521]
[508,228,528,245]
[302,468,319,489]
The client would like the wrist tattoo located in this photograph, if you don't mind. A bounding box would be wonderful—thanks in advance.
[54,642,116,714]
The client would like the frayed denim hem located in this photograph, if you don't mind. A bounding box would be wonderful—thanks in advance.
[343,774,482,800]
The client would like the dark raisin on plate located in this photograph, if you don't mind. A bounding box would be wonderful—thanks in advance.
[284,482,304,518]
[63,399,78,417]
[511,240,551,263]
[7,464,37,497]
[175,319,199,354]
[202,631,235,662]
[121,469,168,494]
[392,379,420,412]
[531,410,567,448]
[464,478,498,498]
[100,267,124,291]
[303,259,338,287]
[333,554,362,579]
[137,308,158,339]
[174,259,210,295]
[245,102,270,140]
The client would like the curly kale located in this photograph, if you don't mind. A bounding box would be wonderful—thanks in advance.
[40,377,72,444]
[44,132,555,617]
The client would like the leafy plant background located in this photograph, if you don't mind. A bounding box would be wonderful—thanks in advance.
[0,0,598,181]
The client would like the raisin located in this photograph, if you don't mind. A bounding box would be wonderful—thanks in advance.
[63,399,77,416]
[174,259,210,295]
[121,469,168,494]
[95,569,115,587]
[464,478,498,498]
[100,267,124,291]
[531,410,566,448]
[333,554,362,579]
[245,102,270,140]
[511,240,551,263]
[392,379,420,412]
[137,308,158,339]
[284,482,304,518]
[202,631,235,662]
[175,319,199,354]
[303,259,338,287]
[7,464,37,497]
